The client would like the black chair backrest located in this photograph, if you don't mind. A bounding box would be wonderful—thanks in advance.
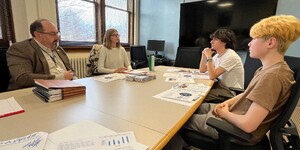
[243,52,262,88]
[235,49,248,64]
[0,48,10,92]
[130,45,147,62]
[174,47,203,69]
[269,56,300,150]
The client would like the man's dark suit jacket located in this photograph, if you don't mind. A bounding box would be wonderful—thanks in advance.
[6,38,74,91]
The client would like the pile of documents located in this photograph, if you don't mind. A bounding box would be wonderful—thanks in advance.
[33,79,86,102]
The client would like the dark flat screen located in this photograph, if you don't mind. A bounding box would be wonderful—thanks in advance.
[147,40,165,51]
[179,0,278,50]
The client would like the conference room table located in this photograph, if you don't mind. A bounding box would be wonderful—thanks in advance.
[0,66,214,149]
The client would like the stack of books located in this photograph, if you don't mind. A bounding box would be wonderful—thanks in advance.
[33,79,86,102]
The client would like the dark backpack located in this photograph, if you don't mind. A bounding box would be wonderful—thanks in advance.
[86,44,103,77]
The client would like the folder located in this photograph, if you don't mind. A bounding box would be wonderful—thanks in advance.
[0,97,24,118]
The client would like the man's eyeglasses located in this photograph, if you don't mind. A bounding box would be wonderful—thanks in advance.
[39,31,61,36]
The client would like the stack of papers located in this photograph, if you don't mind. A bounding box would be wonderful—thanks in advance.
[33,79,86,102]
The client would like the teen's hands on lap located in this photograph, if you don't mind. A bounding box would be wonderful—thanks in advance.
[213,102,229,118]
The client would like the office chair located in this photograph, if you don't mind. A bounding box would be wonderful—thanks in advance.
[208,51,262,103]
[130,45,148,69]
[182,56,300,150]
[226,51,262,96]
[0,48,10,92]
[174,47,202,69]
[235,49,248,64]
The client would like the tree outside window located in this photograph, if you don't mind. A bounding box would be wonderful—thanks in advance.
[56,0,133,47]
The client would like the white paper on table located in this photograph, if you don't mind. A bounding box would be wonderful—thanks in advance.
[55,131,142,150]
[165,77,195,83]
[44,120,148,150]
[0,97,24,118]
[159,88,202,102]
[166,68,192,73]
[192,74,210,80]
[153,83,211,106]
[153,92,198,106]
[163,73,181,78]
[0,132,48,150]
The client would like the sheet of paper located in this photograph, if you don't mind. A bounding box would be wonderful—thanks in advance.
[0,97,24,118]
[55,131,142,150]
[0,132,48,150]
[165,77,195,83]
[163,72,210,80]
[154,83,210,106]
[166,68,192,73]
[159,88,201,102]
[192,74,210,80]
[94,73,126,83]
[44,120,148,150]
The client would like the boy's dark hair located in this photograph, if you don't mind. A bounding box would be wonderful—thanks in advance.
[210,29,237,50]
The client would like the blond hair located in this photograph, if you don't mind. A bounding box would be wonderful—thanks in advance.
[250,15,300,54]
[103,28,120,49]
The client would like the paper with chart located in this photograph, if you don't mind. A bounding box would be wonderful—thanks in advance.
[0,132,48,150]
[55,131,141,150]
[44,120,148,150]
[154,83,211,106]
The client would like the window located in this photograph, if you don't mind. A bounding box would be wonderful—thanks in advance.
[0,0,15,48]
[56,0,134,47]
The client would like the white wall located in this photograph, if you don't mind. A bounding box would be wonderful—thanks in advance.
[139,0,181,60]
[11,0,57,42]
[276,0,300,57]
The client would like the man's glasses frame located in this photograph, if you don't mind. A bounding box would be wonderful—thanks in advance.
[38,31,61,36]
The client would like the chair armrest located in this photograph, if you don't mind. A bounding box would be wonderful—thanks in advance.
[229,87,245,95]
[206,118,253,142]
[281,119,299,137]
[131,60,147,69]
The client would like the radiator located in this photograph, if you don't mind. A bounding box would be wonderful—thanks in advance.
[69,57,88,79]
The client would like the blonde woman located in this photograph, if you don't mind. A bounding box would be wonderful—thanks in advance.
[97,28,132,74]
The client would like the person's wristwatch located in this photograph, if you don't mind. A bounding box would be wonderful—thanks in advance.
[207,57,213,62]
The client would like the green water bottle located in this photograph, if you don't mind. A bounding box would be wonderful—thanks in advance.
[149,55,155,71]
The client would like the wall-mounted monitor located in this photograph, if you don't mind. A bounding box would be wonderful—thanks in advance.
[147,40,165,57]
[179,0,278,50]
